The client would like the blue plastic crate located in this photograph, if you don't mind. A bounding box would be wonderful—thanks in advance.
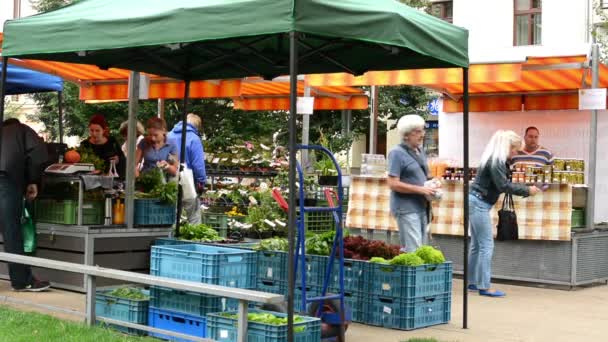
[370,262,452,298]
[154,238,259,250]
[343,291,365,323]
[366,293,451,330]
[294,286,322,313]
[295,254,328,287]
[257,250,287,282]
[95,287,149,335]
[150,244,256,288]
[328,259,368,293]
[149,307,207,341]
[206,309,321,342]
[134,199,176,226]
[154,237,189,246]
[150,286,223,317]
[257,279,287,295]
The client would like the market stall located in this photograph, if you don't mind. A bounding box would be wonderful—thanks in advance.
[325,53,608,286]
[1,0,470,338]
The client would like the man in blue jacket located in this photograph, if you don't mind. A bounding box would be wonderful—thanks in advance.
[167,114,206,224]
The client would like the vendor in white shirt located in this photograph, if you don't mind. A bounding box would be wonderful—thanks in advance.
[511,126,554,167]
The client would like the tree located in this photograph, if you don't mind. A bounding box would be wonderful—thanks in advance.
[30,0,77,13]
[593,0,608,63]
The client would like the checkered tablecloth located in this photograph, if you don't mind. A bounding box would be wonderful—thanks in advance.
[346,176,573,241]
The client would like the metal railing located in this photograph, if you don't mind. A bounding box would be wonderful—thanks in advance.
[0,252,284,342]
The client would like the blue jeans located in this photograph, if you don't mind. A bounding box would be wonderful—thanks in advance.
[0,175,33,288]
[468,193,495,290]
[393,210,428,253]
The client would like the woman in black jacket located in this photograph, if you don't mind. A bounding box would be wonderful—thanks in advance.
[468,130,539,297]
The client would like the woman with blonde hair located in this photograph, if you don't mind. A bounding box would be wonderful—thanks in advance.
[135,117,178,177]
[468,130,539,297]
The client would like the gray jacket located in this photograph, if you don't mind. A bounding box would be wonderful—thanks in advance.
[471,161,529,205]
[0,121,48,193]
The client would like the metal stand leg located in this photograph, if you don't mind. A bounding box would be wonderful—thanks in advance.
[85,274,96,326]
[237,300,249,342]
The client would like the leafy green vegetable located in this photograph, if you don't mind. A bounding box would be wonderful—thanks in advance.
[106,287,148,300]
[136,168,165,193]
[219,312,304,326]
[389,253,425,266]
[415,245,446,264]
[369,257,389,264]
[136,180,178,205]
[305,231,337,256]
[255,238,289,251]
[180,223,221,241]
[76,146,106,171]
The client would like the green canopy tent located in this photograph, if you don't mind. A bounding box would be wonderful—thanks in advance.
[0,0,470,338]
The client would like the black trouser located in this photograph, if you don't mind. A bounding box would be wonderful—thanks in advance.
[0,174,33,288]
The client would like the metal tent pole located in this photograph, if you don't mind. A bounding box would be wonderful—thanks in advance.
[301,86,311,171]
[58,91,64,144]
[0,57,8,166]
[125,71,140,229]
[462,67,470,329]
[175,80,191,237]
[287,31,299,342]
[587,44,599,229]
[369,86,378,154]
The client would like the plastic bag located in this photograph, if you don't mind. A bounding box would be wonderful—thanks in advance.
[22,200,36,253]
[179,164,197,200]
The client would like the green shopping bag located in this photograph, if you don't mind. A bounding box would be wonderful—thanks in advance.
[22,200,36,253]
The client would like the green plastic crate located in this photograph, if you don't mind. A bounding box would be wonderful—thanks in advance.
[302,211,335,232]
[572,208,585,228]
[202,212,229,237]
[35,199,104,225]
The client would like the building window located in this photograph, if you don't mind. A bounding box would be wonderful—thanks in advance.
[602,0,608,9]
[514,0,542,46]
[431,1,453,23]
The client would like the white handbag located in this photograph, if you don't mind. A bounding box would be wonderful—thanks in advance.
[179,164,197,200]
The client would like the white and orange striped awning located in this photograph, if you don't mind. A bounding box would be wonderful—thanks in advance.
[306,55,608,112]
[1,33,367,110]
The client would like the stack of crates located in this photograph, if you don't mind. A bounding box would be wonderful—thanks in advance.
[148,244,257,340]
[256,250,288,296]
[365,262,452,330]
[325,259,368,323]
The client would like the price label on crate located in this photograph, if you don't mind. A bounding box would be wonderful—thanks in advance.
[267,267,273,278]
[220,330,229,338]
[382,283,391,291]
[383,306,392,314]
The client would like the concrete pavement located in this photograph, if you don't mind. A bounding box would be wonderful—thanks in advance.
[1,279,607,342]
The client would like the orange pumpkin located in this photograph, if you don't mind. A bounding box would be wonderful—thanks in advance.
[64,150,81,163]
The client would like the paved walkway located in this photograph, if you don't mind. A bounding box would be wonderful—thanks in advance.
[1,279,607,342]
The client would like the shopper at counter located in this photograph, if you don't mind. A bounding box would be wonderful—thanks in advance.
[167,113,206,224]
[0,119,50,291]
[387,115,437,253]
[135,117,178,178]
[468,130,540,298]
[511,126,554,167]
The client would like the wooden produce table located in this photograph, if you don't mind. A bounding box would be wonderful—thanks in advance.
[0,224,172,292]
[346,176,584,241]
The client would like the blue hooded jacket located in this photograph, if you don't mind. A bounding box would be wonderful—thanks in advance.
[167,122,206,184]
